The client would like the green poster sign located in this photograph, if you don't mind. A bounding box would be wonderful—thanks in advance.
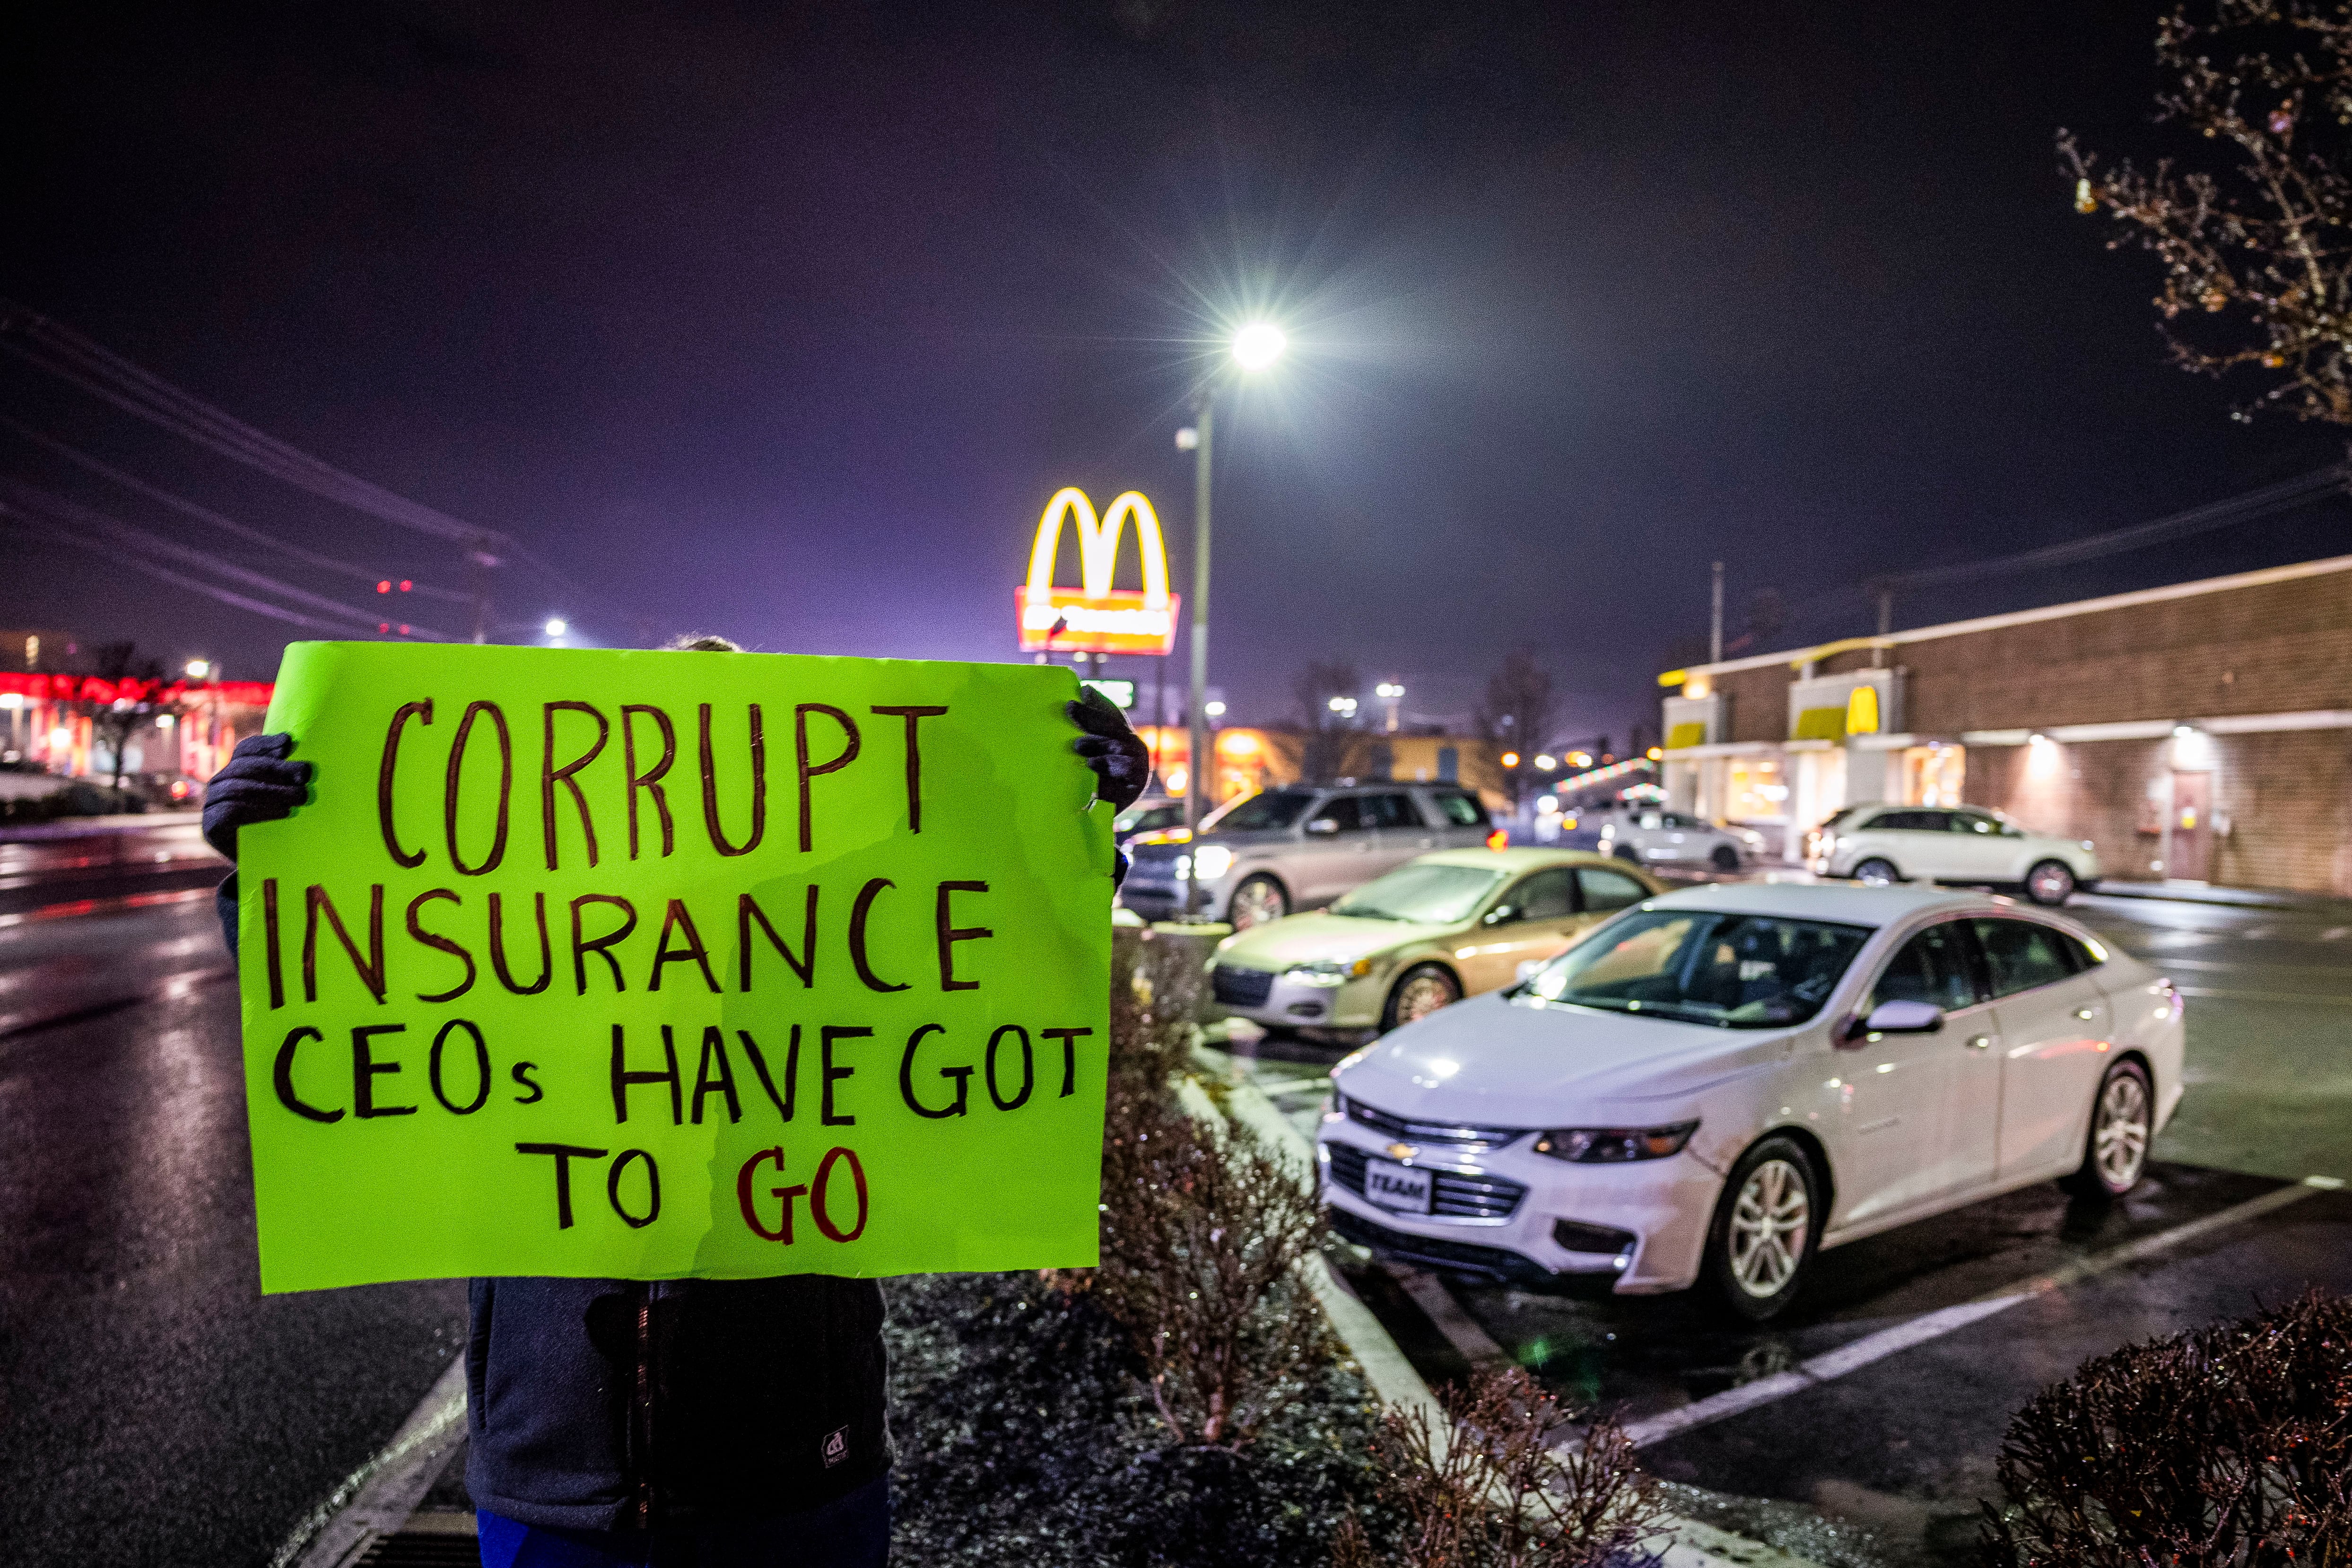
[237,642,1111,1294]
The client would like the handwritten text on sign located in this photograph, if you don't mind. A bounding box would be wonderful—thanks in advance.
[237,642,1111,1293]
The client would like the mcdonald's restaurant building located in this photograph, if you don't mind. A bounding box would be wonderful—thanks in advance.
[1657,554,2352,894]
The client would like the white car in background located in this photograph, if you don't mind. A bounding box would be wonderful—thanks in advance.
[1569,806,1755,873]
[1809,804,2100,906]
[1318,882,2180,1319]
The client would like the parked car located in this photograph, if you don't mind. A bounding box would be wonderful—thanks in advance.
[1319,880,2180,1319]
[1807,803,2100,905]
[1204,849,1667,1035]
[1111,795,1185,847]
[1119,782,1498,928]
[1566,806,1753,873]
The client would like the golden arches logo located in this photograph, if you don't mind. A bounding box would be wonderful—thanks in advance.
[1015,487,1180,654]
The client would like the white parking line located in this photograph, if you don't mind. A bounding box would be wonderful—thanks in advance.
[2324,927,2351,941]
[1622,1176,2335,1449]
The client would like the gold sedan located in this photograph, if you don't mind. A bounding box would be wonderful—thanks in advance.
[1204,849,1671,1035]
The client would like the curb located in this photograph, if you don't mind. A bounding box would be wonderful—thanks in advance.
[1204,1054,1827,1568]
[2081,879,2352,913]
[0,810,203,842]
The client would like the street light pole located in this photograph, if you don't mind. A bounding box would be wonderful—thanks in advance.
[1182,394,1213,919]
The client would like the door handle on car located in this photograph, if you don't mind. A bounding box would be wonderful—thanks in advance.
[2074,1008,2096,1021]
[1967,1034,1993,1050]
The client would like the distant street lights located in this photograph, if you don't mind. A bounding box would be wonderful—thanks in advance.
[1327,695,1359,720]
[544,618,568,639]
[1375,682,1405,732]
[1179,320,1288,920]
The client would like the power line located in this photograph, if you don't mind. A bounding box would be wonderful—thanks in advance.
[0,415,472,605]
[0,477,449,638]
[0,301,591,614]
[0,512,386,634]
[1872,465,2352,594]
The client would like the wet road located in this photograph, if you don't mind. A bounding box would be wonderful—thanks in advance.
[1221,885,2352,1568]
[8,823,2349,1568]
[0,822,465,1568]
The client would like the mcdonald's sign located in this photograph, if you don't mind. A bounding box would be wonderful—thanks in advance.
[1016,487,1180,655]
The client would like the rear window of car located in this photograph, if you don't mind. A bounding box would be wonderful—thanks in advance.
[1866,810,1943,831]
[1575,867,1647,912]
[1203,789,1316,832]
[1428,790,1486,827]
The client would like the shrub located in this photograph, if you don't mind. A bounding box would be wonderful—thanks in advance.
[1095,1092,1331,1447]
[1982,1289,2352,1568]
[1332,1366,1668,1568]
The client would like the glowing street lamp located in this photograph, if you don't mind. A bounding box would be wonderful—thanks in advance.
[1375,681,1405,732]
[1180,318,1289,919]
[1327,695,1359,719]
[184,659,211,680]
[544,618,568,638]
[1534,754,1557,771]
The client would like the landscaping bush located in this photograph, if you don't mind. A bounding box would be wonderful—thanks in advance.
[1331,1366,1668,1568]
[1981,1289,2352,1568]
[1096,1091,1332,1446]
[885,1268,1388,1568]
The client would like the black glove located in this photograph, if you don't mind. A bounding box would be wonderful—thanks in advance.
[202,733,313,862]
[1066,688,1151,813]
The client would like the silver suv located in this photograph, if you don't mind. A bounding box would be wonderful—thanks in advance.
[1119,782,1497,928]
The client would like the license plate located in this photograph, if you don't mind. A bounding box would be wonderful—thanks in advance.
[1363,1158,1432,1215]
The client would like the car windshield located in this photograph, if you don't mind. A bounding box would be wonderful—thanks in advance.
[1329,863,1506,923]
[1520,909,1872,1028]
[1202,789,1317,833]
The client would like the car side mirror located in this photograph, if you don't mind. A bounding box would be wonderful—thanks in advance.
[1306,817,1339,836]
[1845,1000,1943,1043]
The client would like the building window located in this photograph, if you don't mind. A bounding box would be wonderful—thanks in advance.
[1901,745,1965,807]
[1725,755,1788,820]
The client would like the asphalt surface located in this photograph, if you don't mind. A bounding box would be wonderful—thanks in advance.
[1222,882,2352,1568]
[6,824,2350,1567]
[0,820,467,1568]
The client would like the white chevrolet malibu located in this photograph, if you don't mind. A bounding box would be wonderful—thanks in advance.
[1318,882,2183,1319]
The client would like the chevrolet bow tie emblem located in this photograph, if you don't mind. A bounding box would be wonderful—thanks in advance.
[1386,1142,1416,1160]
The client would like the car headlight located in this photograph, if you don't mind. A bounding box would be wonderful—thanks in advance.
[1284,957,1373,987]
[1193,845,1235,880]
[1531,1121,1699,1163]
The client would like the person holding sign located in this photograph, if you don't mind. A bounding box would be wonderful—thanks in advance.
[205,638,1151,1568]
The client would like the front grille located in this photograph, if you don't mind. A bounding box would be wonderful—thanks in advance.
[1326,1142,1526,1220]
[1343,1095,1529,1153]
[1325,1206,1558,1286]
[1212,966,1275,1006]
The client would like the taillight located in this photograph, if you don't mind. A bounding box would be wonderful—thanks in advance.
[1486,828,1508,850]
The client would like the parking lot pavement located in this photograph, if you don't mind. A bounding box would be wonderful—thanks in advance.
[1204,882,2352,1568]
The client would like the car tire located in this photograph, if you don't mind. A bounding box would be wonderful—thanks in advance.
[1852,857,1902,886]
[2060,1057,2153,1201]
[1710,844,1741,873]
[1703,1135,1820,1322]
[1381,964,1461,1032]
[2024,859,2077,906]
[1613,843,1643,864]
[1225,875,1289,931]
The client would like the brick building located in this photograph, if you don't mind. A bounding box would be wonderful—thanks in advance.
[1657,554,2352,894]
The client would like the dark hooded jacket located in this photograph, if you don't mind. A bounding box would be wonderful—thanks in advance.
[220,844,1126,1531]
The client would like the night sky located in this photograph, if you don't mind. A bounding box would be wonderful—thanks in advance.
[4,1,2345,747]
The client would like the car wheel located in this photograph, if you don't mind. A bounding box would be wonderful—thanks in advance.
[1704,1135,1819,1322]
[1710,844,1741,873]
[1852,857,1902,886]
[1613,843,1642,864]
[1381,964,1461,1031]
[2061,1058,2152,1201]
[2024,859,2077,906]
[1225,875,1289,931]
